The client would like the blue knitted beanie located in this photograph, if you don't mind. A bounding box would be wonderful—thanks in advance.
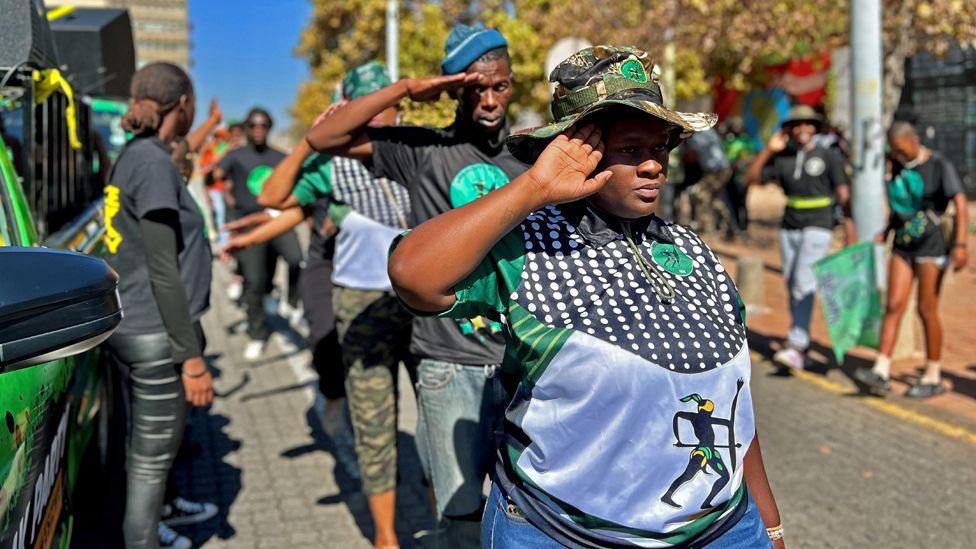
[441,22,508,75]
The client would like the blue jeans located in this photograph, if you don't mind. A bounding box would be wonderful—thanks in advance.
[780,227,833,350]
[415,359,505,547]
[208,189,228,245]
[482,483,772,549]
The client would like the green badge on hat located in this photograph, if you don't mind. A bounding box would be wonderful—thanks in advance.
[651,243,693,276]
[620,59,648,83]
[247,165,274,196]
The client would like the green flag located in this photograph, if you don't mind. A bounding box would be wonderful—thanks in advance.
[813,242,883,363]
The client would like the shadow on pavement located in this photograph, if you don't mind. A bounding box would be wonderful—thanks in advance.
[170,409,243,545]
[746,326,878,394]
[278,405,435,547]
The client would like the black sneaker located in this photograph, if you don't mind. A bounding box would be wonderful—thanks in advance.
[905,381,946,399]
[853,368,890,395]
[161,497,218,526]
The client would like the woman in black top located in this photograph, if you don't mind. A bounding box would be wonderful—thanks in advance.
[855,121,969,398]
[103,62,214,549]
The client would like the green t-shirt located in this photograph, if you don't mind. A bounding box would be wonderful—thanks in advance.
[293,153,334,207]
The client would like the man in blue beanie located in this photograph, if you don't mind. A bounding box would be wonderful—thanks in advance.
[307,22,524,547]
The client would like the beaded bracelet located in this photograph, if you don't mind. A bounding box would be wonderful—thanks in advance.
[766,524,784,541]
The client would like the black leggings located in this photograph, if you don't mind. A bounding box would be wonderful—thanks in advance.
[108,323,204,549]
[300,256,345,399]
[235,229,304,340]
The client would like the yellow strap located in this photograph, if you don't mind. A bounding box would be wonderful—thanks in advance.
[46,6,76,20]
[32,69,82,150]
[785,195,832,209]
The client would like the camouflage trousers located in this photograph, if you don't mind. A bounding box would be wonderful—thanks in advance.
[688,167,733,237]
[333,286,415,495]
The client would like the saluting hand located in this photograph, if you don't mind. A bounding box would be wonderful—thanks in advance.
[314,100,348,127]
[526,124,613,207]
[766,131,789,154]
[403,73,486,102]
[209,98,222,123]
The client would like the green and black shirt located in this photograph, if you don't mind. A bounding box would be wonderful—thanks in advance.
[393,202,755,547]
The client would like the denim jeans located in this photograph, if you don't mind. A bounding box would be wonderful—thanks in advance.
[208,189,227,245]
[482,483,772,549]
[415,359,505,547]
[780,227,833,349]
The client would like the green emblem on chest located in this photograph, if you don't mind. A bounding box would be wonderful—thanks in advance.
[246,165,274,196]
[651,243,693,276]
[450,163,510,207]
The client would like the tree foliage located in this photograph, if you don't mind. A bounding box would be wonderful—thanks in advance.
[291,0,976,133]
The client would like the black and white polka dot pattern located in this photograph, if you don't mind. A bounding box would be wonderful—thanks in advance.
[513,206,746,373]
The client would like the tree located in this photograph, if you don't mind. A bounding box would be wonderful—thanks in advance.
[292,0,976,134]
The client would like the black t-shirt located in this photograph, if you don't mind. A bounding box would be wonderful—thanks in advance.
[761,145,849,230]
[104,137,213,334]
[218,144,287,215]
[887,151,963,257]
[367,122,528,365]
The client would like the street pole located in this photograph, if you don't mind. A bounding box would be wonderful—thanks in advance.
[386,0,399,81]
[849,0,886,242]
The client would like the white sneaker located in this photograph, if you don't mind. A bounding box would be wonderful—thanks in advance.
[773,347,806,370]
[243,339,265,362]
[226,279,243,301]
[162,497,219,526]
[288,306,305,327]
[158,523,192,549]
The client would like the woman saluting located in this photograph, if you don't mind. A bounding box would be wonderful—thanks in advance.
[388,46,784,548]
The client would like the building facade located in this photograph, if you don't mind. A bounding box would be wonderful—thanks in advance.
[57,0,190,69]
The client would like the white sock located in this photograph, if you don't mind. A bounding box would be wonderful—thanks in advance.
[872,354,891,380]
[920,361,941,384]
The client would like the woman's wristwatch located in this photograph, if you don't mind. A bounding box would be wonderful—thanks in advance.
[952,242,966,249]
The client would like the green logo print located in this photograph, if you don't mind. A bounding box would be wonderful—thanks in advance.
[449,163,510,207]
[246,165,274,196]
[620,59,648,83]
[651,243,694,276]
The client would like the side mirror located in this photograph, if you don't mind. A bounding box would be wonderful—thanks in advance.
[0,247,122,371]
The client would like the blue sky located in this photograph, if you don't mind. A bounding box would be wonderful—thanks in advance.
[189,0,310,134]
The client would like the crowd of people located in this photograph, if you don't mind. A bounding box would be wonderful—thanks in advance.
[100,21,968,549]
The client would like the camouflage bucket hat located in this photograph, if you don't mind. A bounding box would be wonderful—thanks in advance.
[506,46,717,163]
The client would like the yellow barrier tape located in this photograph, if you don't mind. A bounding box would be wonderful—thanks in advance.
[32,69,82,150]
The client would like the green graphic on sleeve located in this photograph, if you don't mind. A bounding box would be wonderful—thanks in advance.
[450,163,510,207]
[246,165,275,196]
